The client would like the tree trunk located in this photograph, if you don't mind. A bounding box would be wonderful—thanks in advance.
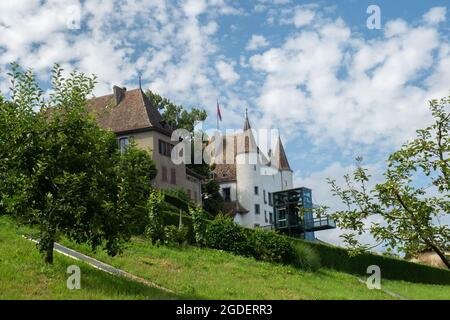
[44,240,54,264]
[426,240,450,269]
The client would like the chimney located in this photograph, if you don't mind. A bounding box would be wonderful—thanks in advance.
[113,85,126,105]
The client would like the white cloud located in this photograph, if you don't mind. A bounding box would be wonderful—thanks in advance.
[249,14,448,150]
[293,7,316,27]
[215,60,240,84]
[423,6,447,25]
[246,34,269,51]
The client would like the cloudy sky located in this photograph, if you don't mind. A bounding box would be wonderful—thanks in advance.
[1,0,449,248]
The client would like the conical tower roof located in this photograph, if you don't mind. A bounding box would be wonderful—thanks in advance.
[243,108,251,131]
[272,135,292,171]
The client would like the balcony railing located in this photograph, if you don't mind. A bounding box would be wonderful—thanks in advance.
[304,216,336,231]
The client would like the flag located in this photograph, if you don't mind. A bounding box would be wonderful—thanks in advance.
[217,100,222,122]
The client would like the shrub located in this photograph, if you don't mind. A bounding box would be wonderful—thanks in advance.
[116,143,156,235]
[161,210,196,243]
[248,228,297,264]
[291,237,450,284]
[190,206,207,246]
[145,189,165,244]
[205,215,251,256]
[164,225,189,246]
[292,242,321,272]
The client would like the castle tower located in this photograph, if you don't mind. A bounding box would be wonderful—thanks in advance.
[272,135,293,190]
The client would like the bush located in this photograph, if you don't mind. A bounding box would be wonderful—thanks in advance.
[164,225,189,246]
[248,228,297,264]
[205,216,318,270]
[190,206,207,246]
[205,215,251,256]
[145,190,165,244]
[292,242,321,272]
[291,237,450,284]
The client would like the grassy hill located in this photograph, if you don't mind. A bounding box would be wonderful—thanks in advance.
[1,215,449,300]
[0,216,178,300]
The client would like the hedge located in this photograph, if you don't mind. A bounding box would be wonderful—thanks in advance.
[291,237,450,285]
[160,210,198,243]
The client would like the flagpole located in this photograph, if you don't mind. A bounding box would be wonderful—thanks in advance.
[217,100,219,130]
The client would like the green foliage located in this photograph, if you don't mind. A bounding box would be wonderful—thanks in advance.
[249,228,297,264]
[327,94,450,268]
[145,189,166,244]
[164,224,189,246]
[145,90,212,180]
[146,90,207,132]
[0,63,148,263]
[292,242,321,272]
[190,206,208,246]
[163,188,193,211]
[116,144,157,234]
[291,237,450,284]
[205,215,251,256]
[202,179,224,216]
[204,215,317,269]
[161,210,196,243]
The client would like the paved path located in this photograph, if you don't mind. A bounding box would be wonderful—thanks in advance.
[356,277,407,300]
[24,236,175,294]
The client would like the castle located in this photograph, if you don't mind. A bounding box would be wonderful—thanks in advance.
[211,111,296,229]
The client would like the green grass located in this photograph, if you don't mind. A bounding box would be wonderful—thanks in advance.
[59,237,396,299]
[0,216,179,300]
[382,280,450,300]
[2,215,449,300]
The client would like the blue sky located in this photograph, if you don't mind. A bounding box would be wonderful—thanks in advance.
[1,0,449,248]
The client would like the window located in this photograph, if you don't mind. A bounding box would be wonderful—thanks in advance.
[194,191,198,203]
[254,186,259,195]
[161,166,167,182]
[263,190,267,204]
[264,210,268,223]
[187,189,191,198]
[255,204,260,215]
[158,139,174,157]
[269,212,273,223]
[223,187,231,201]
[170,168,176,184]
[268,192,273,206]
[118,137,129,153]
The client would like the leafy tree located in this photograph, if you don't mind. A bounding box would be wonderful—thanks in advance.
[146,90,207,132]
[145,189,166,244]
[115,142,157,234]
[327,95,450,268]
[202,179,224,216]
[0,64,156,263]
[190,205,208,246]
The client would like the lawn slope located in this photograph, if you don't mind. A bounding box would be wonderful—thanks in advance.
[0,216,178,300]
[2,215,449,300]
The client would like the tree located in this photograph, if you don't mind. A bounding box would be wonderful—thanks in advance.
[115,142,157,234]
[327,95,450,268]
[0,64,156,263]
[146,90,207,132]
[202,179,224,216]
